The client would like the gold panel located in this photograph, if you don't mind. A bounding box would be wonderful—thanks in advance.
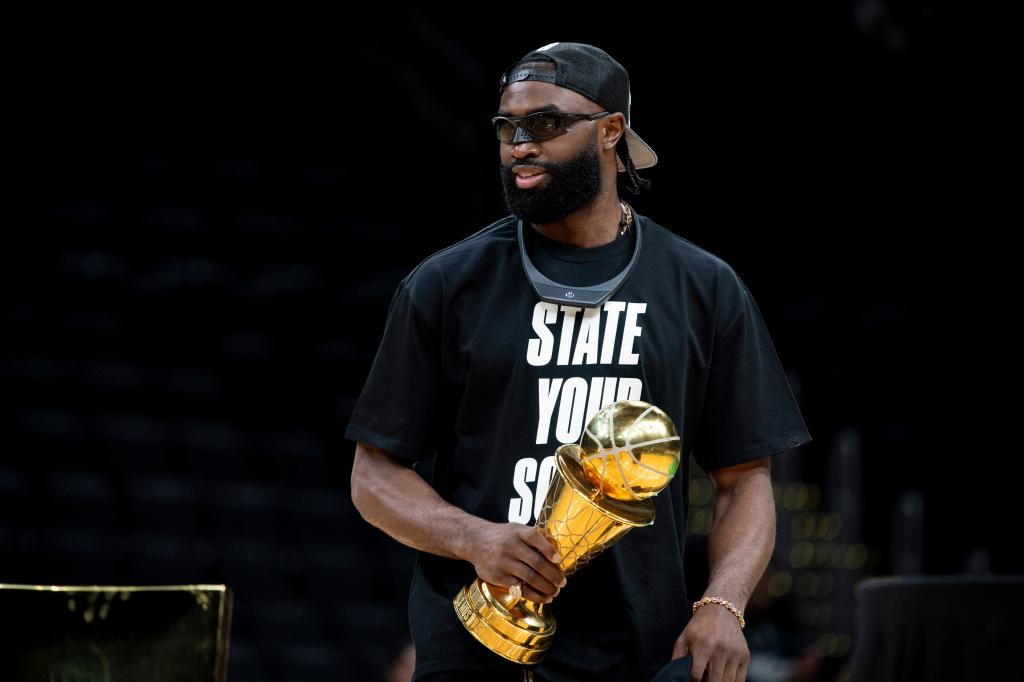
[0,583,233,681]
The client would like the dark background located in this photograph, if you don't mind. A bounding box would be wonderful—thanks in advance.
[1,5,1014,681]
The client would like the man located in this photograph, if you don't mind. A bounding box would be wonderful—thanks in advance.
[347,42,812,682]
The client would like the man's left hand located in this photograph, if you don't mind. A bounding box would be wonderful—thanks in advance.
[671,603,749,682]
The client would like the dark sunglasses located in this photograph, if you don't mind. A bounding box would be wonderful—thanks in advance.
[491,111,610,143]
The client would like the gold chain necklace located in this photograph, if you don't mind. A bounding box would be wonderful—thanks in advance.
[618,201,634,237]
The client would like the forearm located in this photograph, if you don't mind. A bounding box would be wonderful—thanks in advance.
[704,467,776,610]
[350,443,486,562]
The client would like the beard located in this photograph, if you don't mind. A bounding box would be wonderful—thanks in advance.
[499,136,603,224]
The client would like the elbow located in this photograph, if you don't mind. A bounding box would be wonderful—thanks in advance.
[351,442,396,524]
[350,445,377,521]
[350,473,367,519]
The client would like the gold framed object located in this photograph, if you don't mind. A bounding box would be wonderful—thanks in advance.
[0,583,233,681]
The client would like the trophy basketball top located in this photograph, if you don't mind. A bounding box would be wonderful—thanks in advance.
[578,400,681,501]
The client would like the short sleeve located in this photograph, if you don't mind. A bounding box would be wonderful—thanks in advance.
[693,267,812,472]
[344,278,441,464]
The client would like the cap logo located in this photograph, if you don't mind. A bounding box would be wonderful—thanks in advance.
[536,42,559,52]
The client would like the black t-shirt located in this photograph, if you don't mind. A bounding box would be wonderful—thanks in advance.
[345,211,812,681]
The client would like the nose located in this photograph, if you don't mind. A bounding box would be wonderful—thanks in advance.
[509,136,540,161]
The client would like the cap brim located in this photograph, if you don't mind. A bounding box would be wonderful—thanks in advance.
[617,126,657,172]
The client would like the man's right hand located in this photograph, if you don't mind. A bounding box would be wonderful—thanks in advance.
[350,444,566,603]
[464,521,567,603]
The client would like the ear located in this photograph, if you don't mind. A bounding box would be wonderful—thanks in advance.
[602,113,626,150]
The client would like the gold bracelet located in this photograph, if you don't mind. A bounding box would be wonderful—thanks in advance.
[692,596,745,629]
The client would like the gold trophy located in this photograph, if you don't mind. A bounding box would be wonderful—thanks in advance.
[454,399,681,664]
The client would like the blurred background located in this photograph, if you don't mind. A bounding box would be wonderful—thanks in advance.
[1,4,1014,681]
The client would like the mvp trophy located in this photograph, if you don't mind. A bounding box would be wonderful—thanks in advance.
[454,399,681,664]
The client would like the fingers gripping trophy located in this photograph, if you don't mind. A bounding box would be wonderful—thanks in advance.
[453,399,681,664]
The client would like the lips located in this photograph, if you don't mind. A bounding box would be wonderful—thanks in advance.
[513,167,547,189]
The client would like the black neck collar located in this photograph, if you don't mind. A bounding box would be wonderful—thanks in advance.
[517,212,644,308]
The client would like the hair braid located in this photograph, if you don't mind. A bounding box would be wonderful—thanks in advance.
[616,138,652,196]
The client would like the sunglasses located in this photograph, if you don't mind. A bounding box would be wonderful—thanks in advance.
[491,111,610,143]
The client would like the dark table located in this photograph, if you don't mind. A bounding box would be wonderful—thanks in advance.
[852,574,1024,682]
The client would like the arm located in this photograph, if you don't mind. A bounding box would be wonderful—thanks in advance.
[350,441,565,603]
[673,456,775,682]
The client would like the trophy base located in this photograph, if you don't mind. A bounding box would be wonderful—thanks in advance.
[454,578,555,665]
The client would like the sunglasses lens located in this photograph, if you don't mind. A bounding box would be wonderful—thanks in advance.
[525,113,563,138]
[495,119,517,143]
[493,113,571,143]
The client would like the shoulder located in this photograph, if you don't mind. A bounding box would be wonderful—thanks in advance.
[638,214,756,332]
[639,213,746,289]
[399,214,518,303]
[406,214,517,279]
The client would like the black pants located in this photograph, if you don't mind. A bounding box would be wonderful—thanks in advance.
[419,657,690,681]
[418,668,549,682]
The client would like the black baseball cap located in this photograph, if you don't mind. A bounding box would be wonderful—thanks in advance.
[498,42,657,172]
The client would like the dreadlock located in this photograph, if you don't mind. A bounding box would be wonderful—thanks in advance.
[616,138,652,196]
